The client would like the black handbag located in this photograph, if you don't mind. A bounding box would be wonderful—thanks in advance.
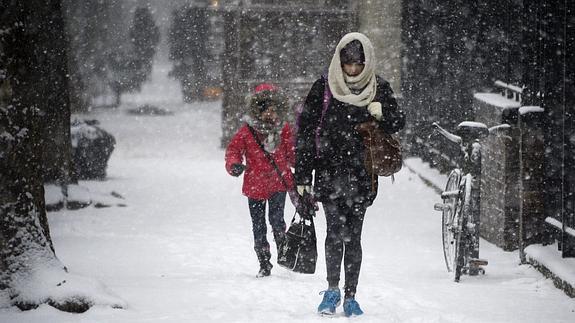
[277,210,317,274]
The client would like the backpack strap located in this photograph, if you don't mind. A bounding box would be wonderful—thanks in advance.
[315,75,331,157]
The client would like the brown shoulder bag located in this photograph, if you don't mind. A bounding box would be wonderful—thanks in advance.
[355,120,402,177]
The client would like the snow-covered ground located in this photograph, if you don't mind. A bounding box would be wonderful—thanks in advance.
[1,62,574,322]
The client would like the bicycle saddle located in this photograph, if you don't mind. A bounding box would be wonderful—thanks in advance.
[456,121,489,141]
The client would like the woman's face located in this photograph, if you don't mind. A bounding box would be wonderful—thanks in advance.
[260,106,279,125]
[342,63,365,77]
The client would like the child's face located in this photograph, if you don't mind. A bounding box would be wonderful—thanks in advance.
[260,106,279,125]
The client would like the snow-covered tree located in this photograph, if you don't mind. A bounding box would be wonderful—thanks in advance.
[0,0,123,312]
[168,5,209,102]
[108,6,160,106]
[63,0,126,110]
[130,7,160,85]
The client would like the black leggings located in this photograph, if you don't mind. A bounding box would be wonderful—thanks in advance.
[248,192,287,266]
[323,199,366,298]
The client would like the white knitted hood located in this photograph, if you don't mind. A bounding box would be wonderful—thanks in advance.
[327,32,377,107]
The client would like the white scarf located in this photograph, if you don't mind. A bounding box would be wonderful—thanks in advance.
[243,115,283,153]
[327,32,377,107]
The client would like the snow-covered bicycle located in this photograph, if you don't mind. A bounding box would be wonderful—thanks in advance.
[432,121,490,282]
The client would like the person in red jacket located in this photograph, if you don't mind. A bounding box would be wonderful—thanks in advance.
[225,83,295,278]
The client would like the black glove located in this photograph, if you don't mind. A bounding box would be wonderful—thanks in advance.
[296,191,316,219]
[230,164,245,177]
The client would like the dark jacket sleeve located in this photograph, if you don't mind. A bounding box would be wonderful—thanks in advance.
[294,78,324,186]
[375,77,405,134]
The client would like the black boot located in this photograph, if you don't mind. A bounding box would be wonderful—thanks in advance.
[255,247,272,278]
[257,261,272,278]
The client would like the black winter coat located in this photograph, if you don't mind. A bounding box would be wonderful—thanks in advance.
[295,75,405,206]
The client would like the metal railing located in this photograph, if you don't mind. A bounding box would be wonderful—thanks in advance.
[494,80,524,103]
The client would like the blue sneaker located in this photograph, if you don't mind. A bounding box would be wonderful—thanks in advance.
[343,297,364,317]
[317,289,341,315]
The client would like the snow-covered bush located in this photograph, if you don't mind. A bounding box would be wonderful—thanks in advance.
[71,119,115,180]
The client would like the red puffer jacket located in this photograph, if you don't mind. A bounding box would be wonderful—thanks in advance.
[225,123,295,200]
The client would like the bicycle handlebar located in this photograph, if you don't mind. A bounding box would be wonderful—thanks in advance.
[431,122,462,145]
[488,123,511,133]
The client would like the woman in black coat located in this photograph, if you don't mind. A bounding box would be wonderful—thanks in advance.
[295,32,405,317]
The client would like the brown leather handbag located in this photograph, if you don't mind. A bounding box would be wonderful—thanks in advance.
[355,120,402,177]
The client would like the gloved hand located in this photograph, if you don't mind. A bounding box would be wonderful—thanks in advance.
[367,102,383,120]
[230,164,245,177]
[296,185,312,196]
[295,189,317,219]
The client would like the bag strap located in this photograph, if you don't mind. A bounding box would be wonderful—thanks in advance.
[321,75,331,112]
[247,125,291,190]
[315,75,331,157]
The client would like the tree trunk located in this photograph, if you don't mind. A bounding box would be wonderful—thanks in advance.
[38,0,73,185]
[0,0,123,312]
[112,85,122,107]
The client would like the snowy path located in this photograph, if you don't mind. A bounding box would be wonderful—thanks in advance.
[1,63,574,322]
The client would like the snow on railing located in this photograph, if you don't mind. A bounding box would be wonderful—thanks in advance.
[545,217,575,238]
[519,106,544,115]
[494,80,524,103]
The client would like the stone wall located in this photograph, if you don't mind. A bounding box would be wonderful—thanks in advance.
[473,93,521,250]
[518,107,550,261]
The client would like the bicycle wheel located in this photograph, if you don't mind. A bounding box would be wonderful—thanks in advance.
[441,169,462,273]
[453,174,472,282]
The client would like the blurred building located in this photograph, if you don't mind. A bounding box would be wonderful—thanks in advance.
[358,0,402,95]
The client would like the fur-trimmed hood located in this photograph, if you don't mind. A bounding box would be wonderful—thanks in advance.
[243,84,290,152]
[246,86,289,122]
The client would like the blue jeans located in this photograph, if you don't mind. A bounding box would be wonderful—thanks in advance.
[248,192,287,267]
